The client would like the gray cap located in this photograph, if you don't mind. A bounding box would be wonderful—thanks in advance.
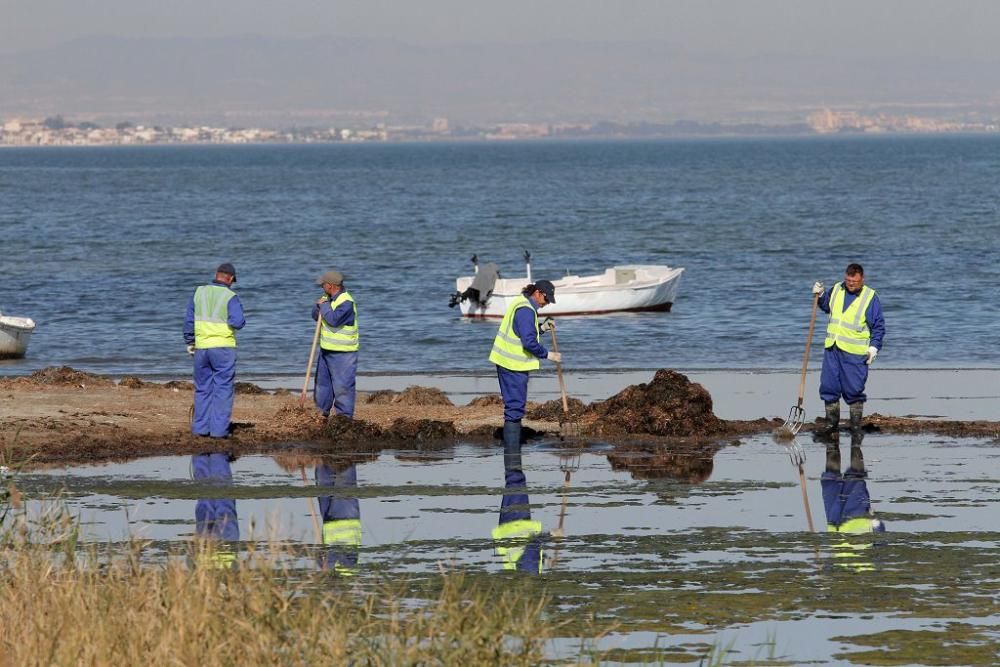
[316,270,344,286]
[216,262,237,282]
[534,279,556,304]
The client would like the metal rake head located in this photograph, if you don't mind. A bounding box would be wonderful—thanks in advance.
[780,404,806,436]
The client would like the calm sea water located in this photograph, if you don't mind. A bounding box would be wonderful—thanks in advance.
[2,137,999,378]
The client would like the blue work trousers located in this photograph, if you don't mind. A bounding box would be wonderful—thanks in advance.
[496,366,530,422]
[820,346,869,405]
[193,348,237,438]
[315,350,358,418]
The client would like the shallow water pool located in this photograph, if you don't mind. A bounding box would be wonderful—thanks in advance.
[10,433,1000,665]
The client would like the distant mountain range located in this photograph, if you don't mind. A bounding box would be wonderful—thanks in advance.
[2,34,998,125]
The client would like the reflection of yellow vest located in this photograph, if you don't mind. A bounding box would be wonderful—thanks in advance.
[824,283,876,355]
[193,285,237,348]
[827,519,877,573]
[195,547,237,569]
[320,292,359,352]
[827,517,877,534]
[323,518,362,547]
[492,519,543,572]
[489,297,540,371]
[322,518,362,576]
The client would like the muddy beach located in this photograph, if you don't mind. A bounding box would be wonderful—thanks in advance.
[2,366,998,467]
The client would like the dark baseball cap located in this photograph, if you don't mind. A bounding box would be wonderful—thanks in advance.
[535,279,556,304]
[216,263,237,282]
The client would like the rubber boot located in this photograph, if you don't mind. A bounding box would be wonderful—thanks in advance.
[814,401,840,442]
[502,420,522,447]
[502,420,523,473]
[849,402,864,447]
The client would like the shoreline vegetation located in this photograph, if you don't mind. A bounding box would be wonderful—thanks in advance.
[0,534,589,665]
[1,366,997,468]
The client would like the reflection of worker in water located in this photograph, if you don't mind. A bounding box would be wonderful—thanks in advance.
[489,280,561,450]
[812,263,885,444]
[491,442,547,574]
[192,452,239,568]
[822,435,885,571]
[315,462,362,575]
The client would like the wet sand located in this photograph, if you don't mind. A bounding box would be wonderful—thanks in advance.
[1,366,998,467]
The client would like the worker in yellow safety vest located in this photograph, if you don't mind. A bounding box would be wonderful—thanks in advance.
[184,263,246,438]
[489,280,561,449]
[312,270,359,418]
[811,263,885,445]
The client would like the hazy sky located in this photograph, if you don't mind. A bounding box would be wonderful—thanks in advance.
[4,0,1000,59]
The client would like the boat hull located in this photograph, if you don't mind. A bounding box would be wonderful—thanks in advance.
[456,265,683,318]
[0,317,35,359]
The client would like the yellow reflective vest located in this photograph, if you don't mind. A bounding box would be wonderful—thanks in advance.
[492,519,543,572]
[193,284,237,349]
[319,291,360,352]
[824,283,876,356]
[489,296,540,371]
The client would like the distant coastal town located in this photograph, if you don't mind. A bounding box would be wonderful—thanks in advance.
[2,109,999,146]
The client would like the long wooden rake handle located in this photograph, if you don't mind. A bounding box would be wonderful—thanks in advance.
[796,294,821,408]
[300,315,324,408]
[549,327,570,416]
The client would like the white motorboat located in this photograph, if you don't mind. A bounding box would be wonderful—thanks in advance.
[0,311,35,358]
[448,253,683,318]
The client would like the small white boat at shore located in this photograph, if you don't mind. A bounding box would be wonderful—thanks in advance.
[0,311,36,359]
[448,253,683,318]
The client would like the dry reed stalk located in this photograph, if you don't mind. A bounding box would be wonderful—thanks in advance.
[0,539,568,666]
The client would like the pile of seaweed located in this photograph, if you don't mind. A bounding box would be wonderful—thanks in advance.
[365,386,453,406]
[0,366,113,389]
[584,369,726,437]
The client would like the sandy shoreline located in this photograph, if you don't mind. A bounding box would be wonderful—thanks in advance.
[1,366,998,468]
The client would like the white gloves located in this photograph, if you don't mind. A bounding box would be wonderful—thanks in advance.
[186,344,196,356]
[548,351,562,364]
[539,317,555,333]
[812,281,824,295]
[866,346,878,365]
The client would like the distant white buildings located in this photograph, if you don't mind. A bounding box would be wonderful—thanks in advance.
[0,116,389,146]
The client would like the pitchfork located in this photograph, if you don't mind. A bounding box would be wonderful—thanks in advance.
[542,318,580,438]
[776,293,821,439]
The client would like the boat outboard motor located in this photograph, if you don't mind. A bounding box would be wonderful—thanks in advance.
[449,261,500,308]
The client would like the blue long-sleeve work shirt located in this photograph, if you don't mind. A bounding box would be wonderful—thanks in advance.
[512,296,548,360]
[183,280,246,345]
[312,293,356,328]
[818,284,885,350]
